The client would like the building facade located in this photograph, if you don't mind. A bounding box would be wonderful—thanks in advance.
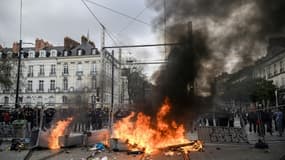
[0,36,127,109]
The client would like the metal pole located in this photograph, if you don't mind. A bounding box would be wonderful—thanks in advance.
[109,50,115,133]
[15,42,22,108]
[15,0,23,108]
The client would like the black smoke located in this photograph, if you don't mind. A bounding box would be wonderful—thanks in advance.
[139,0,285,124]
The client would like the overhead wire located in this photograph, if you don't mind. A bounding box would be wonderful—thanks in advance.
[118,1,154,34]
[81,0,119,46]
[84,0,151,26]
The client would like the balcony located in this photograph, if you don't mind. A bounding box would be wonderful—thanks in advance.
[27,73,34,77]
[48,89,56,92]
[36,89,44,93]
[274,70,278,75]
[38,72,45,77]
[3,90,10,94]
[49,72,56,77]
[76,71,83,76]
[26,89,33,93]
[90,71,96,76]
[62,72,69,76]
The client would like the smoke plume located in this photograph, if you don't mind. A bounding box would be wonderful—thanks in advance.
[147,0,285,95]
[136,0,285,124]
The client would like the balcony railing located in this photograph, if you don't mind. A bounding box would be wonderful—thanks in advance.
[49,72,56,77]
[26,89,33,93]
[36,89,44,92]
[38,72,45,77]
[3,90,10,94]
[76,71,83,76]
[27,73,34,77]
[90,71,96,76]
[62,72,69,76]
[48,89,56,92]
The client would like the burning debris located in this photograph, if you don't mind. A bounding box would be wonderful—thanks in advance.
[113,98,203,154]
[48,117,73,149]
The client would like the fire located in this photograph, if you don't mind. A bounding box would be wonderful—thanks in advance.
[113,99,203,154]
[48,117,73,149]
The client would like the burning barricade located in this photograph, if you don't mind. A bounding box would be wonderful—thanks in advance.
[111,98,204,158]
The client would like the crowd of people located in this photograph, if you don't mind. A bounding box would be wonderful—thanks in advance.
[0,106,114,138]
[246,108,284,137]
[197,106,284,137]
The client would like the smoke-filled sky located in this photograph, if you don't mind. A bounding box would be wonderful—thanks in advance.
[147,0,285,96]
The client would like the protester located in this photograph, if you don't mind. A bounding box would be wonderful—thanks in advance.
[274,108,284,137]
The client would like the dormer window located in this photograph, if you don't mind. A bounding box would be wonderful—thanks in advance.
[77,49,82,56]
[64,50,68,56]
[92,48,97,55]
[28,50,35,58]
[50,50,57,57]
[39,50,46,57]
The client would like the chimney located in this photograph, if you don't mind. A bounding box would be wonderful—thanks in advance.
[64,37,80,50]
[81,35,88,44]
[35,38,53,52]
[12,42,20,53]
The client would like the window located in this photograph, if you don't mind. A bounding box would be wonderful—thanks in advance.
[50,50,57,57]
[280,61,284,72]
[64,50,68,56]
[92,77,96,89]
[78,49,82,56]
[274,64,277,75]
[28,65,33,77]
[91,63,96,75]
[39,80,44,91]
[91,48,97,55]
[39,65,44,76]
[37,96,43,105]
[26,96,31,105]
[28,50,35,58]
[76,78,82,90]
[50,80,55,91]
[77,63,83,71]
[48,96,55,105]
[4,96,9,105]
[63,78,68,90]
[91,95,96,104]
[62,96,68,104]
[50,64,56,75]
[39,50,46,57]
[76,63,83,76]
[63,63,68,75]
[28,80,33,91]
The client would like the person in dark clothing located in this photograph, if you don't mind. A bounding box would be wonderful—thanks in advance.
[257,110,266,136]
[264,110,273,135]
[248,111,257,133]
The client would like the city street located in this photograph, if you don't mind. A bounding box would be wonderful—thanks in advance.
[1,121,285,160]
[1,0,285,160]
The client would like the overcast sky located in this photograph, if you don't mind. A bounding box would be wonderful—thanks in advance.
[0,0,164,78]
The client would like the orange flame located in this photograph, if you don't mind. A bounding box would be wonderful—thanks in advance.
[113,99,202,154]
[48,117,73,149]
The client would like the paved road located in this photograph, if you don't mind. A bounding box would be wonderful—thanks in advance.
[1,117,285,160]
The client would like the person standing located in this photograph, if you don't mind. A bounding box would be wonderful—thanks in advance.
[274,109,284,136]
[248,111,257,133]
